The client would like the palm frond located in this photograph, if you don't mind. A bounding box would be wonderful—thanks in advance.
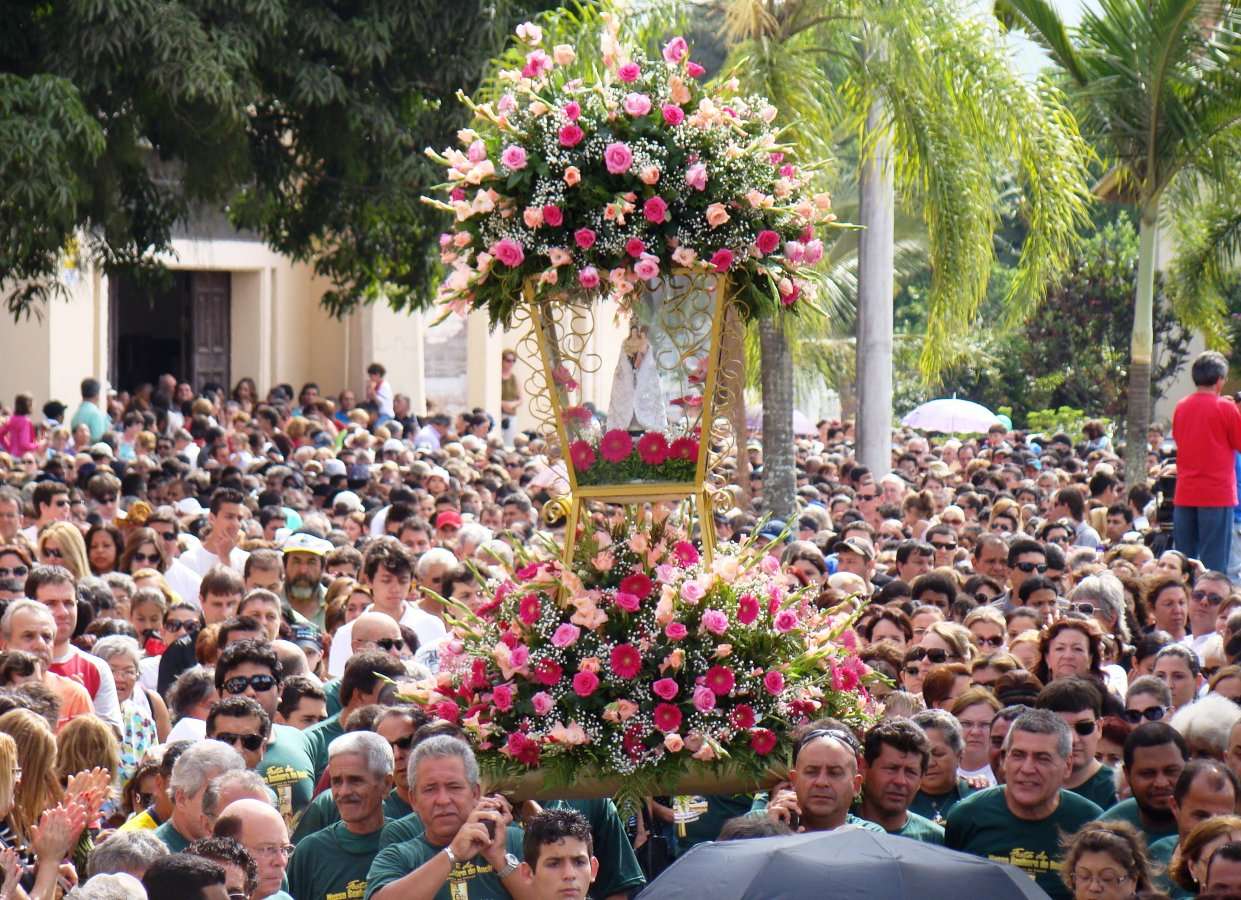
[994,0,1089,83]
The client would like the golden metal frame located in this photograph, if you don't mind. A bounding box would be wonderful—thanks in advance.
[519,272,735,567]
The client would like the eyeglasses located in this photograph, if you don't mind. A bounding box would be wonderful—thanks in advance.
[1013,561,1048,574]
[389,734,415,751]
[369,638,404,652]
[132,552,161,565]
[1192,589,1227,606]
[907,647,953,665]
[1068,602,1095,616]
[223,674,278,695]
[1071,870,1130,889]
[252,844,295,860]
[165,619,200,634]
[1070,720,1098,736]
[0,566,27,579]
[214,732,266,752]
[1122,706,1166,724]
[229,893,248,900]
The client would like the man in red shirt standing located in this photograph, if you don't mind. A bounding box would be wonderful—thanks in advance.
[1172,351,1241,573]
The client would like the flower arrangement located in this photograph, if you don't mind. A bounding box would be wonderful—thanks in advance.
[569,427,698,486]
[425,17,840,327]
[410,508,876,804]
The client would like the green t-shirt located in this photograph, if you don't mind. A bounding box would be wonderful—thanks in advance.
[668,794,754,849]
[288,819,385,900]
[262,723,316,831]
[1098,797,1178,844]
[945,786,1102,900]
[380,812,425,849]
[323,679,343,717]
[908,778,976,825]
[295,789,413,844]
[891,811,945,844]
[364,825,524,900]
[303,712,345,780]
[548,799,646,896]
[1070,764,1117,811]
[1147,834,1194,899]
[153,819,190,853]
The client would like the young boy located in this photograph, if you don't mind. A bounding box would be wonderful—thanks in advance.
[522,809,598,900]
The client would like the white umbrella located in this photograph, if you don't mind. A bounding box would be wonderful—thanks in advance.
[901,398,1002,434]
[746,407,817,436]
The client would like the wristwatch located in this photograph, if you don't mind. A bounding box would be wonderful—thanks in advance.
[496,853,520,878]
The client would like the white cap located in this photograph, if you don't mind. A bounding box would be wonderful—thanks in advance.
[175,497,206,517]
[323,459,347,478]
[426,466,450,482]
[280,532,333,556]
[383,438,404,454]
[332,490,364,513]
[89,442,114,458]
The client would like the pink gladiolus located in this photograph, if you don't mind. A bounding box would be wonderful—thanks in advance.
[780,282,801,306]
[692,685,716,713]
[500,145,528,170]
[803,238,824,264]
[577,266,600,289]
[665,622,688,641]
[610,644,642,679]
[652,678,679,700]
[531,691,554,716]
[563,101,581,120]
[736,593,760,625]
[755,230,781,255]
[643,196,668,223]
[491,239,525,268]
[709,248,734,272]
[551,623,581,648]
[774,608,799,632]
[685,163,707,191]
[633,254,660,280]
[623,93,652,116]
[662,36,689,63]
[617,62,641,83]
[654,703,683,733]
[625,237,646,258]
[701,609,728,635]
[784,240,806,263]
[559,123,585,147]
[604,142,633,174]
[543,205,564,227]
[523,49,553,79]
[572,670,600,697]
[574,228,597,249]
[763,669,785,695]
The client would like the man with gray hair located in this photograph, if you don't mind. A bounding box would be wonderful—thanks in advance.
[366,735,527,900]
[288,733,393,900]
[945,709,1102,900]
[201,769,273,821]
[155,741,246,852]
[86,830,168,880]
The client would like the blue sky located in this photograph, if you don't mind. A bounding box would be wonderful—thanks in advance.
[1008,0,1088,73]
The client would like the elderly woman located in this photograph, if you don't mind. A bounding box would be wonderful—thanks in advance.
[908,709,974,825]
[1060,820,1153,900]
[92,635,169,779]
[1169,694,1241,761]
[1036,619,1109,691]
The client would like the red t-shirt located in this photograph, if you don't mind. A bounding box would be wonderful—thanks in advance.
[49,651,102,699]
[1172,391,1241,506]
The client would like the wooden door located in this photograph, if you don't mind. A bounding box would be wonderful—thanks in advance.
[190,272,231,391]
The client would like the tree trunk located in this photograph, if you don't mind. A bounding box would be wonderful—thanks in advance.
[856,99,896,477]
[759,318,795,520]
[721,305,751,507]
[1123,208,1159,486]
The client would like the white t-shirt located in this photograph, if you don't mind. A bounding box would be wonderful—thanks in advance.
[166,716,206,743]
[957,762,997,788]
[327,603,447,677]
[163,559,203,608]
[375,380,394,418]
[139,654,161,692]
[179,543,249,577]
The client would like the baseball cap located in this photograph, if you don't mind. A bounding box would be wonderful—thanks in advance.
[281,533,333,556]
[426,466,450,483]
[89,442,114,459]
[175,497,206,518]
[332,490,364,513]
[435,510,463,530]
[757,519,789,542]
[838,536,875,561]
[290,625,322,651]
[383,438,404,454]
[323,459,347,478]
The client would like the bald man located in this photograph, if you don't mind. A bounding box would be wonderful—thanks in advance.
[319,612,405,716]
[213,799,292,900]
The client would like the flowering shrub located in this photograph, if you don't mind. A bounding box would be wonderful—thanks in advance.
[410,510,876,800]
[426,19,839,327]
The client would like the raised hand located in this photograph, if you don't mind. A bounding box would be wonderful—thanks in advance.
[0,845,22,900]
[30,801,88,862]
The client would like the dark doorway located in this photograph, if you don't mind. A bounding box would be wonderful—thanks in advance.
[110,271,231,393]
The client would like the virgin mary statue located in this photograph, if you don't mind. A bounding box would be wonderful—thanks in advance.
[606,323,668,432]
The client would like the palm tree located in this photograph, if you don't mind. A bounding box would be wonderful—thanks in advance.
[722,0,1094,494]
[995,0,1241,483]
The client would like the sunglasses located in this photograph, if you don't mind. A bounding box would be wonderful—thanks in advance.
[1122,706,1166,725]
[389,734,415,751]
[41,547,63,559]
[133,552,161,565]
[931,541,957,551]
[371,638,404,652]
[215,732,266,752]
[857,493,878,501]
[165,619,200,634]
[0,566,27,579]
[96,493,118,503]
[975,635,1005,648]
[1192,589,1227,606]
[223,674,278,695]
[153,530,177,541]
[907,647,953,665]
[1014,561,1048,574]
[1070,720,1097,736]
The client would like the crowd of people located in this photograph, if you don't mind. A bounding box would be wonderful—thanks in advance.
[0,350,1240,898]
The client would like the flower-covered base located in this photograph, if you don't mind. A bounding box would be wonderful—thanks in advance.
[484,761,787,802]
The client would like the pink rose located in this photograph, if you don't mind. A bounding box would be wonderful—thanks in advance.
[755,230,781,255]
[643,196,668,223]
[500,145,528,170]
[531,691,554,716]
[763,669,785,695]
[522,207,543,229]
[551,623,581,648]
[491,238,525,268]
[572,670,600,697]
[543,205,564,227]
[685,162,707,191]
[577,266,600,289]
[709,248,734,272]
[664,622,688,641]
[692,685,716,713]
[623,92,652,117]
[652,678,680,700]
[614,591,640,612]
[701,609,728,635]
[639,166,661,185]
[563,166,581,186]
[661,104,685,126]
[617,62,641,83]
[634,253,660,280]
[625,237,646,258]
[662,36,689,63]
[705,203,730,229]
[604,142,633,175]
[774,609,799,632]
[493,683,515,712]
[680,582,704,603]
[803,238,824,264]
[664,732,684,753]
[686,61,705,78]
[563,101,581,120]
[559,123,585,147]
[574,228,597,249]
[784,240,806,263]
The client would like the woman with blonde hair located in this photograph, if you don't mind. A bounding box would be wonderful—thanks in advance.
[35,522,89,581]
[920,620,976,665]
[56,716,120,824]
[1170,814,1241,894]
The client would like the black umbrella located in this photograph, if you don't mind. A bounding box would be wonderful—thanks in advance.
[637,828,1052,899]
